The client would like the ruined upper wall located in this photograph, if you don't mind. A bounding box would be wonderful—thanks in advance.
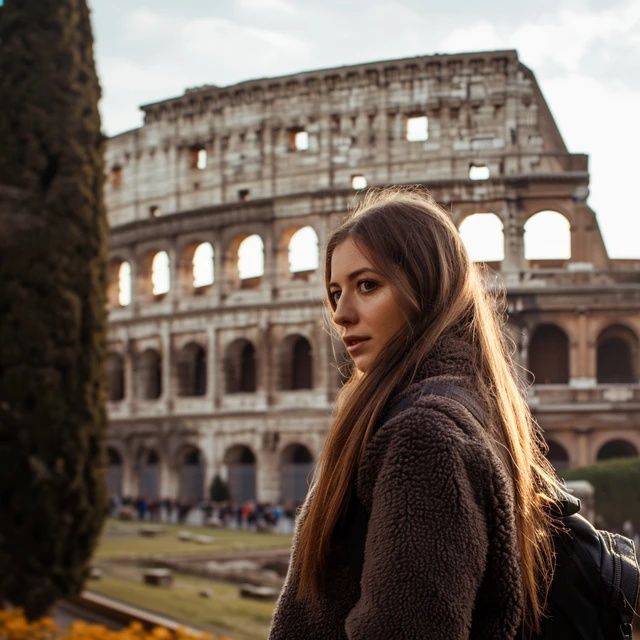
[105,50,588,228]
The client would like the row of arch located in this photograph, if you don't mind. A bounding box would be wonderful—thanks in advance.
[107,435,638,501]
[107,334,313,401]
[107,443,314,504]
[106,320,640,402]
[528,323,639,384]
[108,225,319,307]
[547,438,638,471]
[459,210,571,262]
[108,210,573,308]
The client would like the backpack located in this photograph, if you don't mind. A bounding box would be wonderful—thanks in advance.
[386,380,640,639]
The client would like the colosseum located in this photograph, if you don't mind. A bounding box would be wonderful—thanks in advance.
[104,49,640,506]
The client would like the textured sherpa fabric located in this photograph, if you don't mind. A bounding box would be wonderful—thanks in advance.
[268,335,524,639]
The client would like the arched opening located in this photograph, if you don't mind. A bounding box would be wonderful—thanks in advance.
[193,242,214,289]
[597,325,638,384]
[459,213,504,264]
[118,262,132,306]
[288,226,319,277]
[524,211,571,261]
[545,439,569,472]
[137,349,162,400]
[151,251,171,296]
[279,335,313,390]
[528,324,569,384]
[178,447,205,502]
[138,448,160,499]
[224,445,256,503]
[596,439,638,461]
[106,352,125,402]
[280,444,313,503]
[225,339,257,393]
[237,234,264,287]
[177,342,207,397]
[107,259,132,308]
[107,447,123,499]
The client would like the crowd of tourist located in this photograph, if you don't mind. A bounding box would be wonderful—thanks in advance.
[110,495,301,534]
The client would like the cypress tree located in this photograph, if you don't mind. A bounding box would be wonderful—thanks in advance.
[0,0,109,618]
[210,473,231,503]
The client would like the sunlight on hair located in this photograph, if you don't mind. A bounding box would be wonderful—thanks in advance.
[525,211,571,260]
[117,261,131,306]
[238,234,264,279]
[192,242,214,287]
[151,251,170,295]
[459,213,504,262]
[288,226,319,273]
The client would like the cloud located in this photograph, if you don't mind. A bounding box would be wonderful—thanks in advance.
[123,8,309,60]
[440,0,640,76]
[234,0,299,13]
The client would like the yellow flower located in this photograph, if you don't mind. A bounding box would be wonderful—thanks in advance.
[0,608,223,640]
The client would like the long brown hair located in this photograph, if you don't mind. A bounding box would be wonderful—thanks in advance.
[294,187,560,634]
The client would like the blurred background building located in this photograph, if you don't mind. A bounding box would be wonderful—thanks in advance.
[102,49,640,505]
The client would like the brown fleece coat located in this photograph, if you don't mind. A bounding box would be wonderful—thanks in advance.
[268,337,524,639]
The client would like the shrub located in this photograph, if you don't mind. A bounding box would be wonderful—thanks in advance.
[563,457,640,530]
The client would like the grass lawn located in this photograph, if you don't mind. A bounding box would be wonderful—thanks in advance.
[96,519,293,560]
[89,568,275,640]
[89,519,293,639]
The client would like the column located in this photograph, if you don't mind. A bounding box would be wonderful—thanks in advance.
[161,321,173,412]
[258,320,274,404]
[256,448,280,504]
[207,324,217,410]
[502,201,526,276]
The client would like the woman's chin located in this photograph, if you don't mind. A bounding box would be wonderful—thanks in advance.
[352,354,371,373]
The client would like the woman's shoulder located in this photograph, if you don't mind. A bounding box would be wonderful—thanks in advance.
[355,378,501,511]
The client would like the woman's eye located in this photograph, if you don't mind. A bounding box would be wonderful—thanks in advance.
[330,290,340,303]
[358,279,378,293]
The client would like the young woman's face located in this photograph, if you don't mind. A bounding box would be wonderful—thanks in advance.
[329,237,410,373]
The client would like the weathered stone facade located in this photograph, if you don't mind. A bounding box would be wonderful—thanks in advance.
[104,49,640,504]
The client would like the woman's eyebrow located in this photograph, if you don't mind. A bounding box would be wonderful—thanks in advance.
[328,267,382,288]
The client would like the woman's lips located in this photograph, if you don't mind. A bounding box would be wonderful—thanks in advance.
[346,338,370,353]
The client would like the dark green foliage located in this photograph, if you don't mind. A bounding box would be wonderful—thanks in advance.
[210,474,231,502]
[563,457,640,530]
[0,0,109,618]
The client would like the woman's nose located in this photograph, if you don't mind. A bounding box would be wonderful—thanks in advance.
[332,295,357,327]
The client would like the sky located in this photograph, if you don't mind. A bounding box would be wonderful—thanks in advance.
[89,0,640,259]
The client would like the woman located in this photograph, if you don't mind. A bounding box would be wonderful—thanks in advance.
[268,188,560,639]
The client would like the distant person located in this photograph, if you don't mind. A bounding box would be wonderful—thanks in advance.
[135,496,148,521]
[269,189,562,638]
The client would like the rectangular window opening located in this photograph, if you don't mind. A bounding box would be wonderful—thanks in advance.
[149,205,161,217]
[469,165,490,181]
[351,175,367,190]
[288,128,309,152]
[110,165,123,189]
[406,115,429,142]
[190,146,207,170]
[238,189,250,202]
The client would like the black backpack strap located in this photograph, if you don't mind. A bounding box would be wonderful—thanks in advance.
[385,379,485,427]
